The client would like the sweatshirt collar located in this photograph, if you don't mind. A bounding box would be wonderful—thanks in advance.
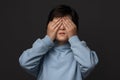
[53,41,70,50]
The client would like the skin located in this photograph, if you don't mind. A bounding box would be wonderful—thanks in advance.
[47,16,77,45]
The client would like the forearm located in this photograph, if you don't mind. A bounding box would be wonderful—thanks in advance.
[68,35,98,69]
[19,35,54,76]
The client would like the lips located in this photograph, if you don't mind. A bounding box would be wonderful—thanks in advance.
[59,32,66,35]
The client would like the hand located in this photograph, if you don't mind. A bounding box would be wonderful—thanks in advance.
[47,18,62,41]
[63,16,77,38]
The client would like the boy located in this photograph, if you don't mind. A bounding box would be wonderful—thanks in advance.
[19,5,99,80]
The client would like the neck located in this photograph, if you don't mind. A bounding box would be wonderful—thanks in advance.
[55,40,68,46]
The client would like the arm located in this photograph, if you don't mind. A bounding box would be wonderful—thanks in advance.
[68,35,99,78]
[19,35,54,77]
[19,18,61,77]
[63,16,98,78]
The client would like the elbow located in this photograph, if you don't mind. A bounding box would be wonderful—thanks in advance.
[19,55,29,69]
[84,63,95,71]
[19,50,32,69]
[19,56,25,68]
[19,54,39,70]
[82,60,98,76]
[88,50,99,68]
[87,61,98,70]
[85,54,99,70]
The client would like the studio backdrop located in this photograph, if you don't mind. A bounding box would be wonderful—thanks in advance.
[1,0,120,80]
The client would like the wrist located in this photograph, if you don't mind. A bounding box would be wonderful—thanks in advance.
[47,35,55,41]
[68,33,77,38]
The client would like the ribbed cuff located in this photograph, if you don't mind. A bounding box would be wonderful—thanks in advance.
[68,35,81,44]
[42,35,54,48]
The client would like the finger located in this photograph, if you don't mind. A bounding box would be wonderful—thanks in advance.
[48,18,60,28]
[52,17,61,26]
[63,21,68,30]
[63,17,73,28]
[52,18,62,29]
[63,17,71,29]
[54,22,62,31]
[65,16,76,28]
[63,19,69,30]
[48,21,52,27]
[64,16,75,26]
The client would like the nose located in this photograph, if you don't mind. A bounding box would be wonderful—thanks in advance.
[59,24,65,30]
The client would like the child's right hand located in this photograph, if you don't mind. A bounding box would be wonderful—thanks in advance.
[47,18,62,41]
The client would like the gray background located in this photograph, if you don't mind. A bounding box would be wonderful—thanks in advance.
[1,0,119,80]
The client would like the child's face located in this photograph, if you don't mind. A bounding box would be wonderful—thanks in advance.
[53,16,71,43]
[56,22,68,43]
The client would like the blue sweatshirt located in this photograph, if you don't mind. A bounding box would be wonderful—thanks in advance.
[19,35,98,80]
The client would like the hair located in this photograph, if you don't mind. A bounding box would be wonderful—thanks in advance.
[46,4,79,29]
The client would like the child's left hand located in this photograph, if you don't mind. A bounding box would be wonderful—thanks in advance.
[63,16,77,38]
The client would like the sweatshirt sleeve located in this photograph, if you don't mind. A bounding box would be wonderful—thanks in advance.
[19,35,54,77]
[68,35,99,78]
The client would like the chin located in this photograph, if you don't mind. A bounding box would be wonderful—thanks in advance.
[56,34,68,42]
[56,37,68,42]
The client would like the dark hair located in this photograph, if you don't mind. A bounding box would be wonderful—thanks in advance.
[46,4,79,29]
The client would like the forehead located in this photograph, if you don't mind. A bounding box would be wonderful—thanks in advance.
[53,15,72,19]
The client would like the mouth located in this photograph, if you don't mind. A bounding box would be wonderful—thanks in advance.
[59,32,66,35]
